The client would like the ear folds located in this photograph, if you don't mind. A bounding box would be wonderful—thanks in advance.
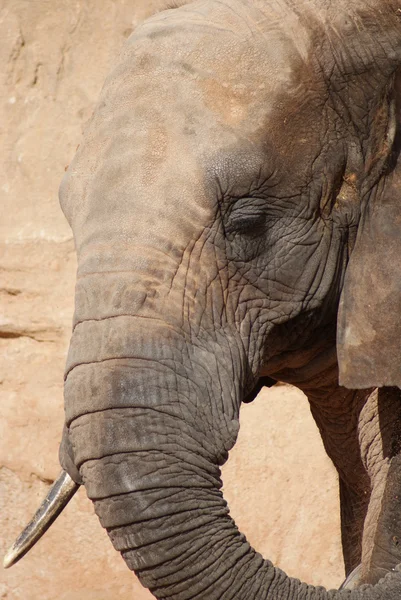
[337,75,401,388]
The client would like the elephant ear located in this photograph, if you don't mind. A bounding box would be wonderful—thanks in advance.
[337,74,401,389]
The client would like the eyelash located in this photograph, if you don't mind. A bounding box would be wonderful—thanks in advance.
[227,213,266,235]
[224,198,267,235]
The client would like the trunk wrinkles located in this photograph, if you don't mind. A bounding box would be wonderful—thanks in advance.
[61,318,401,600]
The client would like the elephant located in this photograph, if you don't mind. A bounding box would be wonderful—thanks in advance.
[4,0,401,598]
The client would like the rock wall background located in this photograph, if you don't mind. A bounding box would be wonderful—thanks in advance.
[0,1,343,598]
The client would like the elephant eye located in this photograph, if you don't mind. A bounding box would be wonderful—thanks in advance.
[225,199,267,236]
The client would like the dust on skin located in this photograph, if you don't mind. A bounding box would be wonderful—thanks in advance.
[142,114,168,186]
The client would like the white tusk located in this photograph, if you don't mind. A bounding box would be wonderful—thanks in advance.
[339,564,362,590]
[3,470,79,569]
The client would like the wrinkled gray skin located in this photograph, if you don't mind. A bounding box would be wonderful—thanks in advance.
[58,0,401,598]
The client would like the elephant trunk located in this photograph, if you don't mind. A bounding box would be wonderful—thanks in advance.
[62,318,401,600]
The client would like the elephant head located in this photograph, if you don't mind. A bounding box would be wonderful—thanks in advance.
[5,0,401,598]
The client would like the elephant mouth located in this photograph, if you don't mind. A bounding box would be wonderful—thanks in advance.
[264,338,338,387]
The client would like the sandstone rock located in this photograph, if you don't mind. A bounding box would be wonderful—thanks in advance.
[0,2,343,598]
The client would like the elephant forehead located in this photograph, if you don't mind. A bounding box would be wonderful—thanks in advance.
[125,0,312,132]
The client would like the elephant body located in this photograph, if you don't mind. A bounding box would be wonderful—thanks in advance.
[16,0,401,598]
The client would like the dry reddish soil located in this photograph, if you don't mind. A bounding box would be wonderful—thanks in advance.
[0,2,343,598]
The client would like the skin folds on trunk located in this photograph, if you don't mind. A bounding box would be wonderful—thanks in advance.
[63,320,401,600]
